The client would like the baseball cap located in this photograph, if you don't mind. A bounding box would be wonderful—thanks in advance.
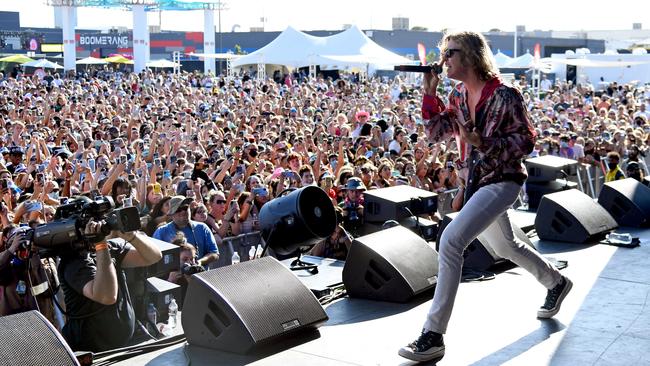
[344,177,367,191]
[167,195,193,215]
[8,146,24,155]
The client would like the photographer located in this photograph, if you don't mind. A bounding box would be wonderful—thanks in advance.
[0,225,59,328]
[338,177,365,236]
[58,220,162,352]
[166,242,200,305]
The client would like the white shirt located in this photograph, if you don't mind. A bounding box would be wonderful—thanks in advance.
[572,143,585,159]
[388,140,401,154]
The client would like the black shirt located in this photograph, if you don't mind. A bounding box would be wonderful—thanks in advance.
[59,240,135,352]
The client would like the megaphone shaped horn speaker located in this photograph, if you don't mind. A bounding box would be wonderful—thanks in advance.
[259,186,337,255]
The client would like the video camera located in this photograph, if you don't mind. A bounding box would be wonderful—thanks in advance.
[181,262,205,276]
[30,195,140,256]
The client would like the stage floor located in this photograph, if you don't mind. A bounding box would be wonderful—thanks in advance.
[109,225,650,366]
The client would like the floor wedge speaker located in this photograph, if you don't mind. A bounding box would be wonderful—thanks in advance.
[535,189,618,243]
[437,212,535,271]
[343,225,438,303]
[0,311,79,366]
[598,178,650,227]
[182,257,328,354]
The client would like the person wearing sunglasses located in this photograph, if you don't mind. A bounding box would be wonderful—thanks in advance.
[399,31,571,363]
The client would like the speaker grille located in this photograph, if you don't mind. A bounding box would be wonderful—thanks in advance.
[0,311,78,366]
[193,257,327,343]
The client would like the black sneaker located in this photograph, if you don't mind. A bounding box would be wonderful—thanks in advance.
[537,276,573,319]
[398,329,445,362]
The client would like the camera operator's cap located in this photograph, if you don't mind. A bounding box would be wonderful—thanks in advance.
[344,177,366,191]
[168,195,194,215]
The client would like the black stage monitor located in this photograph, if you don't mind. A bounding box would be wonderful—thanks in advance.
[364,185,437,223]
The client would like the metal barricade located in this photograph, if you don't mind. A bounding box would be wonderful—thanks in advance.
[575,164,605,198]
[437,188,459,216]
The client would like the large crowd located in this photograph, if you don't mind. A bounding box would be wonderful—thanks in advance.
[0,64,649,343]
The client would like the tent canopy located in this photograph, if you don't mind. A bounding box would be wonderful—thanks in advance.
[76,57,107,65]
[493,50,514,68]
[104,55,134,64]
[0,54,34,64]
[506,52,535,69]
[551,58,650,67]
[232,25,413,70]
[146,59,180,68]
[23,59,63,69]
[188,52,241,60]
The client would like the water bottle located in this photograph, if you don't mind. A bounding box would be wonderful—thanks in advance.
[168,298,178,328]
[249,246,256,260]
[606,232,632,244]
[255,244,263,259]
[231,251,240,264]
[147,303,157,325]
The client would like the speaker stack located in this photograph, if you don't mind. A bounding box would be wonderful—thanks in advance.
[535,189,618,243]
[524,155,580,210]
[363,185,438,239]
[597,178,650,227]
[342,225,438,303]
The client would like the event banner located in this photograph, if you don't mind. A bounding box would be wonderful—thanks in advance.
[77,33,132,49]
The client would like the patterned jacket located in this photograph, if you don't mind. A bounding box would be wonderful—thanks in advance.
[422,77,536,191]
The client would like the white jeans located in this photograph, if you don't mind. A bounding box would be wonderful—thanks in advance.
[424,181,562,334]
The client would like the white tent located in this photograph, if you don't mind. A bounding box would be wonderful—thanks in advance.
[506,52,535,69]
[314,26,413,69]
[146,59,180,68]
[23,59,63,69]
[76,57,107,65]
[232,25,412,70]
[549,53,650,85]
[232,26,324,68]
[493,50,514,68]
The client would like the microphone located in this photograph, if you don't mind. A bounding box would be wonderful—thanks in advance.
[393,63,443,74]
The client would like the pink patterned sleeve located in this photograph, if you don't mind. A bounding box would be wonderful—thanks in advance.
[422,94,456,143]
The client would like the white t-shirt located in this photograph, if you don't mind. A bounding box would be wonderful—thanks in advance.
[351,124,362,139]
[572,143,585,159]
[388,140,401,154]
